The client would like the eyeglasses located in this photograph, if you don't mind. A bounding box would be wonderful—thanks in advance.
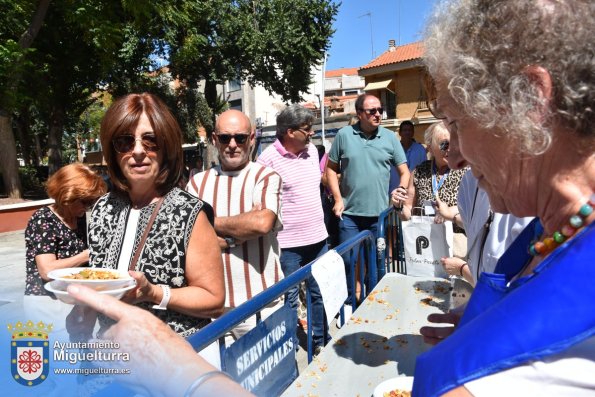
[215,133,250,145]
[112,135,159,154]
[423,73,446,120]
[361,107,384,116]
[428,99,446,120]
[295,126,313,135]
[439,140,450,152]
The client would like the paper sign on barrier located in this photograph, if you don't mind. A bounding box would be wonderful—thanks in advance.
[311,250,348,327]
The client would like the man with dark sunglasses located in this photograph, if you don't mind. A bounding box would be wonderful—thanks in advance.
[326,93,410,307]
[186,109,284,344]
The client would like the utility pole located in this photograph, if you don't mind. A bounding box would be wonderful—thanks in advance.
[358,12,374,59]
[320,51,327,145]
[397,0,401,45]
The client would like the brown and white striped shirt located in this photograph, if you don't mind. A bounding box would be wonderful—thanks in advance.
[186,162,283,308]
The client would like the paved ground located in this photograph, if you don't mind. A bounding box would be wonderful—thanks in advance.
[0,230,336,372]
[0,198,28,205]
[0,231,26,318]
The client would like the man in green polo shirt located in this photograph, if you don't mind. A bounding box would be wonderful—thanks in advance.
[326,94,410,306]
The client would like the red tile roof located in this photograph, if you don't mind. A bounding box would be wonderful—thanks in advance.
[325,67,359,78]
[360,42,424,70]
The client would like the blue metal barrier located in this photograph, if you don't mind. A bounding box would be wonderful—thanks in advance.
[376,206,406,278]
[188,230,377,365]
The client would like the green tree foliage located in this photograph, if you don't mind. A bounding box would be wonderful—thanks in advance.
[0,1,42,110]
[0,0,338,197]
[166,0,338,123]
[0,0,50,197]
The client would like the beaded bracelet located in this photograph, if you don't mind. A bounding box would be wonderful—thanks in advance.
[184,370,232,397]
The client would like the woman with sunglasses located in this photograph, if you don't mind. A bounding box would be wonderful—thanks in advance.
[397,121,467,228]
[395,121,468,273]
[77,94,224,350]
[24,163,106,328]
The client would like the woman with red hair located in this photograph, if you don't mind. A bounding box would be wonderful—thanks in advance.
[24,163,106,321]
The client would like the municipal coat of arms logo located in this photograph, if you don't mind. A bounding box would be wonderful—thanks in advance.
[8,320,52,386]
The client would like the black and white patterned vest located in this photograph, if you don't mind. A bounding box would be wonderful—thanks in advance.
[89,187,213,337]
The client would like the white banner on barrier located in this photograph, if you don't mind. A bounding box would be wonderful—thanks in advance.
[311,250,348,327]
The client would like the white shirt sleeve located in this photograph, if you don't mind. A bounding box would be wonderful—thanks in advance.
[465,336,595,396]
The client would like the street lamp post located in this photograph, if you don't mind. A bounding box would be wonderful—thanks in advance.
[320,51,327,147]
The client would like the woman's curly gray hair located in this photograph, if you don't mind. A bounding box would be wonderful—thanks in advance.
[423,0,594,154]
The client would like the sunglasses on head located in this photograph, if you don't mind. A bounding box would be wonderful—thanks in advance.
[215,133,249,145]
[362,107,384,116]
[439,140,450,152]
[112,135,159,154]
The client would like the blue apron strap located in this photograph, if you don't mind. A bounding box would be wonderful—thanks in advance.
[493,218,541,278]
[459,218,540,325]
[457,272,507,328]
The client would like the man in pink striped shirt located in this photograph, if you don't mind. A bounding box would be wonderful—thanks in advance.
[257,104,330,355]
[187,109,284,344]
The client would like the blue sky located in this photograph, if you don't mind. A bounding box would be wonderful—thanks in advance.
[326,0,437,70]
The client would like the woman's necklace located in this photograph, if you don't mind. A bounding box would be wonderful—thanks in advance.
[529,195,595,256]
